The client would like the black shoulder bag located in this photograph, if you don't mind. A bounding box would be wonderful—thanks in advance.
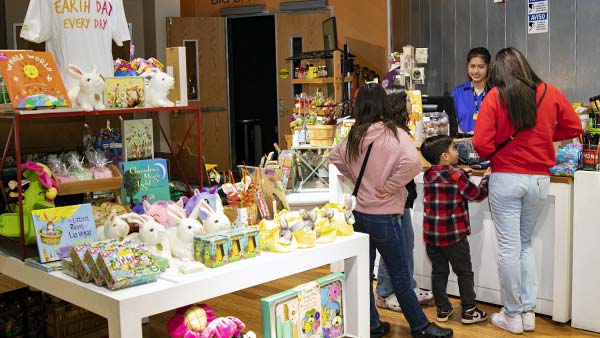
[486,83,547,160]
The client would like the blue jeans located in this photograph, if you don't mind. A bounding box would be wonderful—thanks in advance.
[376,209,417,296]
[489,173,550,316]
[353,211,430,331]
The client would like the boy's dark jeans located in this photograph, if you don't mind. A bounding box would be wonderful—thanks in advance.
[426,237,476,312]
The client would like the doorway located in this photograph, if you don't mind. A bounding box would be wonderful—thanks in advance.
[227,15,278,167]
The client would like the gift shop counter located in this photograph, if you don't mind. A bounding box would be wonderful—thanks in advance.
[329,164,574,322]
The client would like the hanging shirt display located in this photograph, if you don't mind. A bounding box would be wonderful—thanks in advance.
[20,0,131,90]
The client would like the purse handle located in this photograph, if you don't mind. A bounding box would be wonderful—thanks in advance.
[486,82,547,160]
[352,142,373,197]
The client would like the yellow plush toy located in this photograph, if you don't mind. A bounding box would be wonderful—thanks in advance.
[315,208,337,244]
[258,215,298,253]
[321,202,354,236]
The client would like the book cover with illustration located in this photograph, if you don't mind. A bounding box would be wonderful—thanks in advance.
[105,76,144,109]
[120,158,170,206]
[0,50,70,109]
[122,118,154,161]
[31,204,97,263]
[297,281,322,338]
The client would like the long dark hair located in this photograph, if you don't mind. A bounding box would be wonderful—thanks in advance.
[346,83,400,162]
[385,86,411,134]
[491,47,542,131]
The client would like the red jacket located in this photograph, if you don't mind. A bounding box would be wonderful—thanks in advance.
[473,83,583,175]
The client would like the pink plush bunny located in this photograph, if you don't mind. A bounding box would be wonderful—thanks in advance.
[200,316,245,338]
[143,198,185,228]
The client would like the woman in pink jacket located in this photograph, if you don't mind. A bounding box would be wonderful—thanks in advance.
[329,83,453,338]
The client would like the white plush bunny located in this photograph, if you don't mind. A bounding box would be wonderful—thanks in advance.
[143,71,175,108]
[166,206,204,260]
[68,64,105,111]
[97,209,131,240]
[198,200,231,234]
[125,214,172,260]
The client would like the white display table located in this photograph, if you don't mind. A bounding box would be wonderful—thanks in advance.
[0,233,370,338]
[571,171,600,333]
[330,164,573,322]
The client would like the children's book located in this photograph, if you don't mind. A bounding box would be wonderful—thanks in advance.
[122,118,154,161]
[24,257,63,272]
[120,158,170,206]
[104,76,144,109]
[0,50,70,109]
[261,273,345,338]
[31,204,97,263]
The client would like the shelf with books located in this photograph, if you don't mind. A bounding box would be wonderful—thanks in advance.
[0,105,203,260]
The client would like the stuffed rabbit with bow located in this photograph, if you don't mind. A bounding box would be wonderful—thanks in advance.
[166,201,205,259]
[97,209,132,240]
[68,64,105,111]
[198,200,231,234]
[125,214,172,260]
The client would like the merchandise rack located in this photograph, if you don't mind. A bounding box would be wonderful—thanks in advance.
[0,105,203,260]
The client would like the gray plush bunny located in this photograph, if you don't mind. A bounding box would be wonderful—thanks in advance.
[278,217,304,245]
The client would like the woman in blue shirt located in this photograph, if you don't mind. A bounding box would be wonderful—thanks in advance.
[451,47,492,134]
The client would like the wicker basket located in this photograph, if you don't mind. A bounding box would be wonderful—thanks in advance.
[44,297,107,338]
[307,125,336,146]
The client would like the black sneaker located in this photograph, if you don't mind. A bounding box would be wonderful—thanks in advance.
[411,322,453,338]
[371,321,391,338]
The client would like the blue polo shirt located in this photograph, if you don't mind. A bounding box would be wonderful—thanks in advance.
[451,81,489,133]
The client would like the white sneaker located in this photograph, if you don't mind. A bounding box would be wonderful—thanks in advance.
[414,288,434,304]
[522,311,535,331]
[375,294,402,312]
[492,311,523,334]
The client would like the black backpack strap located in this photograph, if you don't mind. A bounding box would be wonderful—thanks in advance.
[352,142,373,197]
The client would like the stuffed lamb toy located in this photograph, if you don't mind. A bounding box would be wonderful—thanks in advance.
[144,71,175,107]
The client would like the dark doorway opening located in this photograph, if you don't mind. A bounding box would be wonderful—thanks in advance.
[227,15,278,167]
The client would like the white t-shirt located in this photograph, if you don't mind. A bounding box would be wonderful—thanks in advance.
[20,0,131,90]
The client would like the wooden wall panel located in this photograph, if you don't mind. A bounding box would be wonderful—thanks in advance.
[167,17,230,175]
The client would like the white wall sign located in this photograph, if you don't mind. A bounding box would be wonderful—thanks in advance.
[528,0,549,34]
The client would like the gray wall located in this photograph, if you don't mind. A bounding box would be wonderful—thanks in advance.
[393,0,598,102]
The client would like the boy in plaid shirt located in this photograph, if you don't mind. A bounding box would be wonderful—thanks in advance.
[420,135,490,324]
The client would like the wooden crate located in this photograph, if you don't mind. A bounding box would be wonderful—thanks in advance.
[55,164,122,196]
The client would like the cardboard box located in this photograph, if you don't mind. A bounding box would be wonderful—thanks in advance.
[96,243,160,290]
[166,47,188,106]
[194,234,229,268]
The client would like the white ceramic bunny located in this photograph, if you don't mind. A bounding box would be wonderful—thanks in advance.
[125,214,172,260]
[143,71,175,107]
[68,64,105,111]
[198,200,231,234]
[97,209,131,240]
[166,216,204,260]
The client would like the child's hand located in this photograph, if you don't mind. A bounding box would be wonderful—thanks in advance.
[462,167,473,174]
[375,186,391,199]
[483,167,492,176]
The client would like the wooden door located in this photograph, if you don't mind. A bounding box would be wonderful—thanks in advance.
[167,17,231,178]
[276,11,330,149]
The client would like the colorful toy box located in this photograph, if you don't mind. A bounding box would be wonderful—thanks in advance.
[241,227,260,259]
[223,229,244,263]
[96,243,160,290]
[84,239,129,286]
[194,234,229,268]
[71,239,118,283]
[61,257,78,279]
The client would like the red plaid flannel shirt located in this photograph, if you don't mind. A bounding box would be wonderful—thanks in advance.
[423,165,489,247]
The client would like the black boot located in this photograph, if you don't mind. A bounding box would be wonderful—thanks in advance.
[371,321,391,338]
[411,322,453,338]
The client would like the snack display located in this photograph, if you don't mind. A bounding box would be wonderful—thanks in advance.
[419,111,449,141]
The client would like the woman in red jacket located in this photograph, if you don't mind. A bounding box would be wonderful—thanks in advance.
[473,48,582,334]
